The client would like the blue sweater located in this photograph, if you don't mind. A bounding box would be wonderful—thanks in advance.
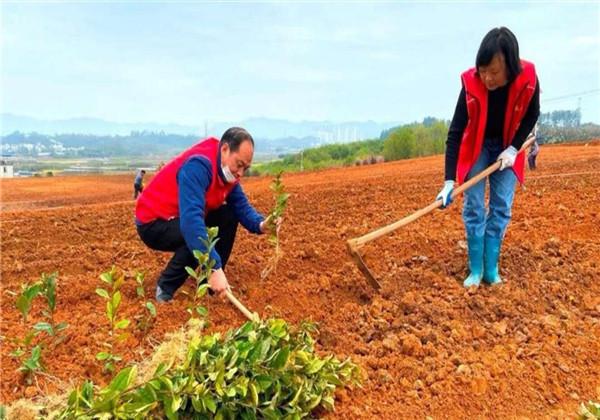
[177,155,264,269]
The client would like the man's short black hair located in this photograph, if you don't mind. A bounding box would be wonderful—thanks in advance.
[220,127,254,152]
[476,27,522,82]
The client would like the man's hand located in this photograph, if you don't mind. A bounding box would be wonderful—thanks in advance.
[209,268,229,297]
[497,145,518,171]
[436,180,455,208]
[260,215,282,235]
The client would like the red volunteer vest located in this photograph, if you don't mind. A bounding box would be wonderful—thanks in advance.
[135,138,238,224]
[456,60,537,185]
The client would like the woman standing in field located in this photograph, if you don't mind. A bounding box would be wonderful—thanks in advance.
[436,27,540,287]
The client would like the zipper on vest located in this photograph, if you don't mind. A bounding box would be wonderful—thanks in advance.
[505,82,529,145]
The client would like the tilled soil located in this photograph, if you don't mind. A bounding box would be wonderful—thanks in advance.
[1,141,599,418]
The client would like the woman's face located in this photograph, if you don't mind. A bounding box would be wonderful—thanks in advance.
[478,53,508,91]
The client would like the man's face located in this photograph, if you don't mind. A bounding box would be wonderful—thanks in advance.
[221,140,253,180]
[478,53,508,91]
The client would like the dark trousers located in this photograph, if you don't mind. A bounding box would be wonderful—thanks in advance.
[133,184,143,199]
[136,204,238,296]
[528,154,538,170]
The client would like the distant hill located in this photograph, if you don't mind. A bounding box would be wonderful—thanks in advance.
[0,113,201,137]
[0,113,400,141]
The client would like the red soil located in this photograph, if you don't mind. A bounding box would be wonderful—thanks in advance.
[1,142,599,418]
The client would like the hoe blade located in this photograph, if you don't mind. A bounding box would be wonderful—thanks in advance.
[347,241,381,290]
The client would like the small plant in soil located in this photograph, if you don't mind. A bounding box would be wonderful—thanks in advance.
[12,273,68,384]
[185,226,218,319]
[135,301,157,336]
[95,266,130,373]
[261,171,289,280]
[33,272,69,342]
[132,270,157,335]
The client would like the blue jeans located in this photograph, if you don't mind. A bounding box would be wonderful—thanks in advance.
[463,142,517,239]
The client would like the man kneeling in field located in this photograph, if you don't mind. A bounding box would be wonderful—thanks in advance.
[135,127,279,302]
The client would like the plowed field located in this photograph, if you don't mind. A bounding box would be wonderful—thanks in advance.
[1,141,599,418]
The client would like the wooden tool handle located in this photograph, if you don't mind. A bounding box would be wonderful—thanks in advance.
[225,289,257,321]
[349,135,536,248]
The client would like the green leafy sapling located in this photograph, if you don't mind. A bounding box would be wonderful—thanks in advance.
[261,171,289,279]
[185,226,219,319]
[33,272,69,341]
[13,279,46,384]
[95,266,130,373]
[132,270,157,335]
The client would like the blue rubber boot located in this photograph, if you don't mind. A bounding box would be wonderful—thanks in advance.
[483,236,502,285]
[463,235,484,287]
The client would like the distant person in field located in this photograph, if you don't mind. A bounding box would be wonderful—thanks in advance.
[528,124,541,170]
[135,127,280,302]
[436,27,540,287]
[133,169,146,199]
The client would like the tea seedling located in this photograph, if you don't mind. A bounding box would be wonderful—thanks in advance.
[95,267,130,373]
[185,226,218,319]
[261,172,289,279]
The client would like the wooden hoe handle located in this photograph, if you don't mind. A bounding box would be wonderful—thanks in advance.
[348,135,536,249]
[225,289,258,321]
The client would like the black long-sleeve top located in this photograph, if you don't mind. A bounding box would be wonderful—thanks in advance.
[444,77,540,181]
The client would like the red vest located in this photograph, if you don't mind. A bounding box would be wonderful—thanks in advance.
[456,60,537,185]
[135,138,238,224]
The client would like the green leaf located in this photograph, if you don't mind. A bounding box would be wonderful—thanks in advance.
[112,290,122,311]
[255,375,273,392]
[106,300,114,322]
[145,301,157,317]
[95,288,109,299]
[185,266,198,279]
[100,271,113,284]
[96,351,111,361]
[195,306,208,317]
[33,322,54,335]
[171,395,182,412]
[154,362,169,377]
[191,396,203,412]
[115,319,130,330]
[55,322,69,331]
[108,366,137,392]
[270,346,290,369]
[203,395,217,414]
[249,382,259,407]
[269,319,287,338]
[306,359,326,374]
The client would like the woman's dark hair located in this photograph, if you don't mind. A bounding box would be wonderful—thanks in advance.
[220,127,254,152]
[476,27,522,82]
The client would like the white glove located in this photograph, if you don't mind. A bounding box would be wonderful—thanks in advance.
[497,146,518,171]
[436,180,455,208]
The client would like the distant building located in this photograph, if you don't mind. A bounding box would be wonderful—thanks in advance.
[0,160,14,178]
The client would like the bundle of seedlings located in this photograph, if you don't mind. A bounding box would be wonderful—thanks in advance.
[55,317,360,419]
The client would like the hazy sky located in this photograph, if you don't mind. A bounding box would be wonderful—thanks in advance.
[1,1,599,125]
